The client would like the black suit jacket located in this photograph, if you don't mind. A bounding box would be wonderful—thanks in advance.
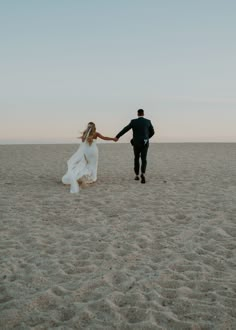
[116,117,155,146]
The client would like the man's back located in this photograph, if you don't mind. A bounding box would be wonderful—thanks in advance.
[131,117,154,144]
[115,110,155,144]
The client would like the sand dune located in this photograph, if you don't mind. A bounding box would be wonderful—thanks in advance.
[0,143,236,329]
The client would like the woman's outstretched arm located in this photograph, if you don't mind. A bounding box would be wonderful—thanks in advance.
[96,132,116,141]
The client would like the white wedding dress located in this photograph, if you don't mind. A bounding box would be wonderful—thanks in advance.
[62,140,98,193]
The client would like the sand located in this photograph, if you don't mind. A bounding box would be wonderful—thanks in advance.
[0,143,236,329]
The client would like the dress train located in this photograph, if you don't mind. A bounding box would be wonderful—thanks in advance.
[62,140,98,193]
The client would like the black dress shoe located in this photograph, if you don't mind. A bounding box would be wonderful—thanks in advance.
[140,174,146,184]
[134,175,139,180]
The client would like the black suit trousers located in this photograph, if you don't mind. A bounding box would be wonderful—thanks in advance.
[133,143,149,175]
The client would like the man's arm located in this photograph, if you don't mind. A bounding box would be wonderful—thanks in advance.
[149,121,155,138]
[116,121,132,139]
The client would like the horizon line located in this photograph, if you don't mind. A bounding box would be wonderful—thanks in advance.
[1,141,235,146]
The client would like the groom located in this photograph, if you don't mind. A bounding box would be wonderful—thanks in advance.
[114,109,155,183]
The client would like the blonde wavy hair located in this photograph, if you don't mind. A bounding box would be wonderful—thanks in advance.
[82,122,96,145]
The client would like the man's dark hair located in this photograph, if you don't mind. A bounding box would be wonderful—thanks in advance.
[137,109,144,116]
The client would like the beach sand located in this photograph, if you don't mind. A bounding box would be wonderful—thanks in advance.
[0,143,236,329]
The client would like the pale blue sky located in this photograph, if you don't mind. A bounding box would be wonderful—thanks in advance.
[1,0,235,143]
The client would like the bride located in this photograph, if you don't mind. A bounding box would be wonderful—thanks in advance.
[62,122,116,193]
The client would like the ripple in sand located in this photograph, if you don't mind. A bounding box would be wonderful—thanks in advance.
[0,286,13,304]
[27,290,62,312]
[104,271,136,291]
[57,306,76,322]
[110,292,146,308]
[121,306,151,324]
[88,299,118,322]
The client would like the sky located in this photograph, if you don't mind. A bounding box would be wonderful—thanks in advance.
[0,0,236,143]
